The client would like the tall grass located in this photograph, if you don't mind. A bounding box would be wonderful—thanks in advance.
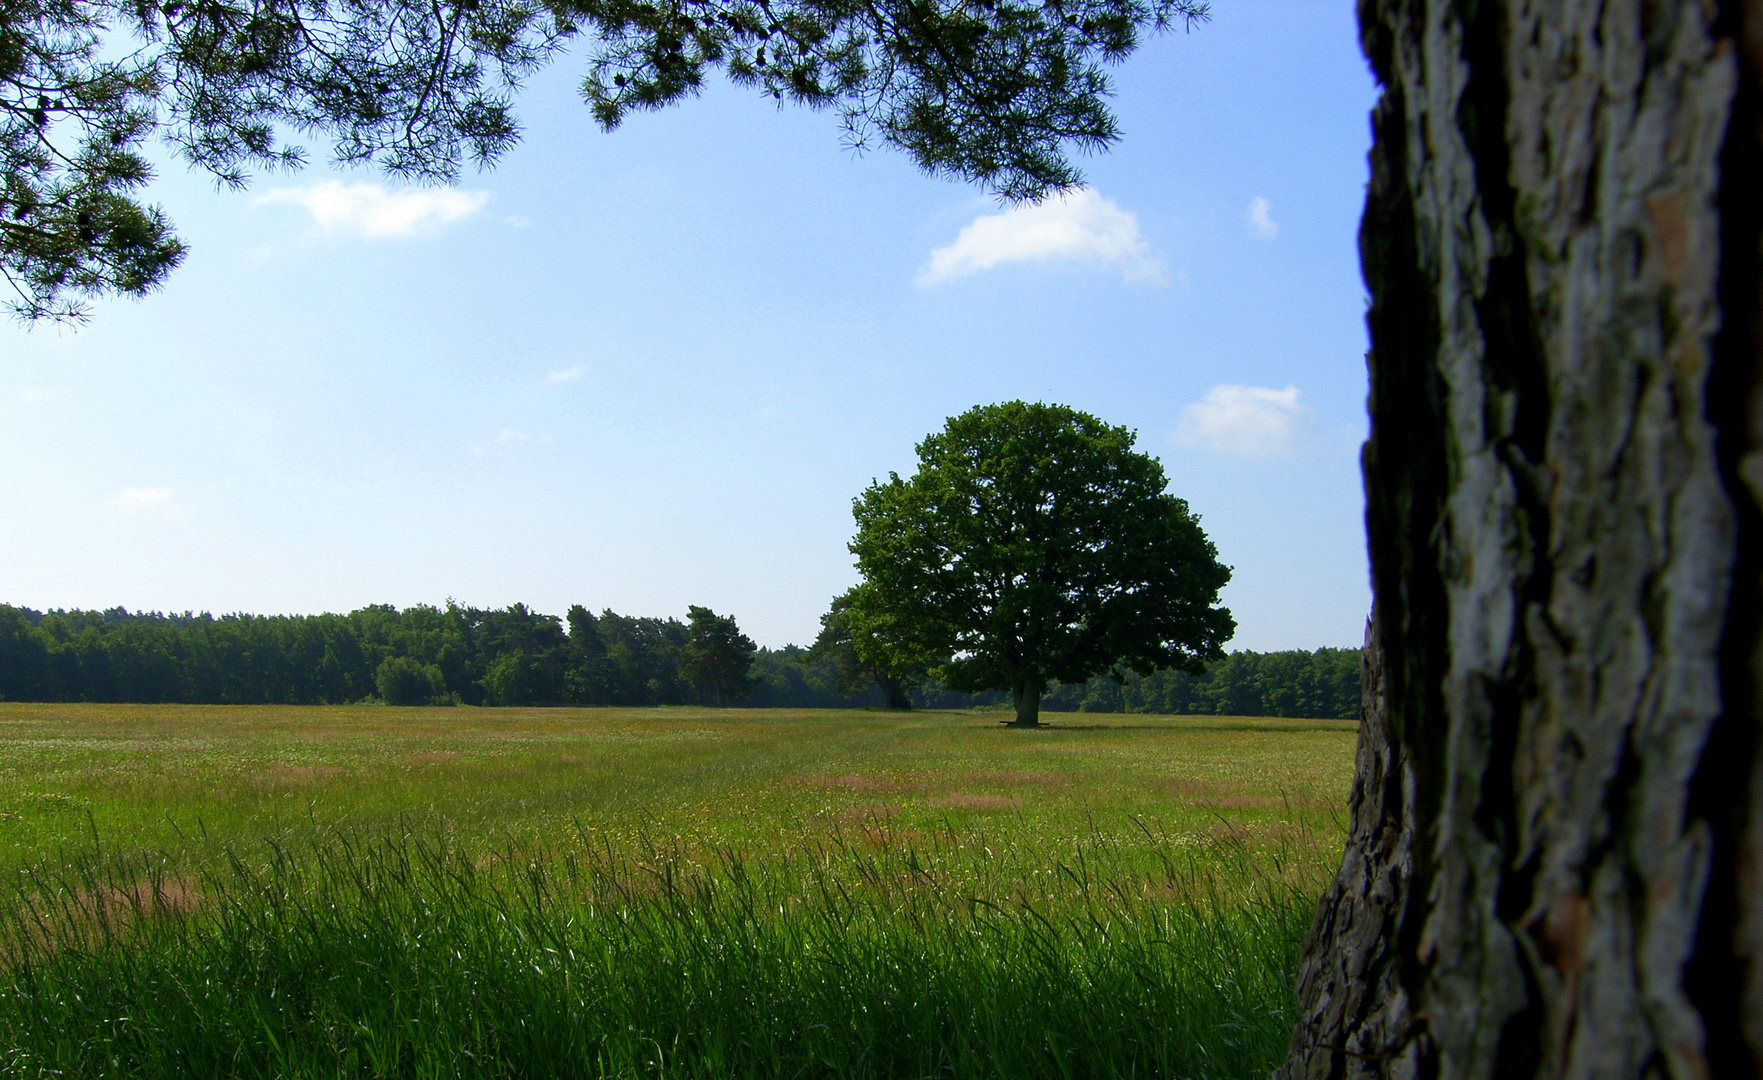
[0,822,1317,1079]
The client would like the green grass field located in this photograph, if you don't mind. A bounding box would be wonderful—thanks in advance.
[0,705,1356,1079]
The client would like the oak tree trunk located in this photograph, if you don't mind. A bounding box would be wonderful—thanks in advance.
[1274,1,1763,1077]
[880,674,914,711]
[1010,677,1044,727]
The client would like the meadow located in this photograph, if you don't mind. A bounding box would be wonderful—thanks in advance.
[0,704,1357,1079]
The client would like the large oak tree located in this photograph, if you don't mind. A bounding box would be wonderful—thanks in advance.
[844,401,1233,727]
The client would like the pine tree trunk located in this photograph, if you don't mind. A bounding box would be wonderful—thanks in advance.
[1275,1,1763,1076]
[1276,615,1415,1077]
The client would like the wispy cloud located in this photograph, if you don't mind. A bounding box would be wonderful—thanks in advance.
[471,428,541,456]
[1245,196,1278,241]
[917,188,1162,286]
[1174,385,1313,459]
[546,365,584,384]
[256,181,490,239]
[108,486,180,513]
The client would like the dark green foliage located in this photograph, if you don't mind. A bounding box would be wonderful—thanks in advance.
[735,644,928,708]
[0,601,1358,717]
[0,605,50,700]
[1,0,554,320]
[806,590,915,709]
[374,654,447,705]
[0,0,186,320]
[682,605,758,705]
[0,605,377,704]
[564,0,1210,200]
[847,401,1234,726]
[563,603,607,704]
[845,646,1360,718]
[0,601,629,706]
[464,602,574,703]
[4,0,1205,319]
[581,609,693,705]
[1038,646,1363,719]
[478,650,546,705]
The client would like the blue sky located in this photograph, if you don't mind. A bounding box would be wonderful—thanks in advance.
[0,0,1378,652]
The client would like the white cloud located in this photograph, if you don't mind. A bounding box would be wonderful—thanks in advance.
[256,181,490,239]
[546,365,584,384]
[1174,384,1314,459]
[471,428,539,456]
[1245,196,1278,241]
[917,188,1162,285]
[109,486,180,513]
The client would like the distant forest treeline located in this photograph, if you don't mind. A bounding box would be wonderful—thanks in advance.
[0,603,1362,719]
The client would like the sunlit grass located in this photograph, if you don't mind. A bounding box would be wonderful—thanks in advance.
[0,705,1355,1078]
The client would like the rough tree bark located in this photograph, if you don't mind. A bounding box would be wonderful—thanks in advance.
[1274,1,1763,1078]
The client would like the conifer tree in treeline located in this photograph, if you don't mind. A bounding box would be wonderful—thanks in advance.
[682,605,758,706]
[564,605,608,704]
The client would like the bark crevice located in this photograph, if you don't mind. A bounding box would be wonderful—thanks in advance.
[1689,0,1763,1074]
[1456,1,1554,1070]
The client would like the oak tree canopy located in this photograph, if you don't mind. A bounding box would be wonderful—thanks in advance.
[844,400,1233,727]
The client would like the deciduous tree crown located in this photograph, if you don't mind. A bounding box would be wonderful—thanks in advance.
[845,400,1233,727]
